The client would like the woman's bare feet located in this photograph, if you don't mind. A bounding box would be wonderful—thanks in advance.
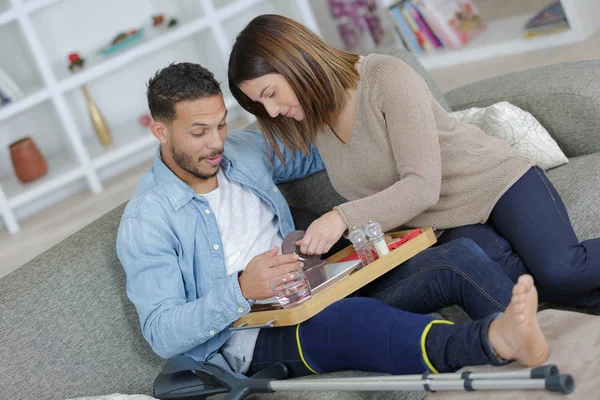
[488,274,549,367]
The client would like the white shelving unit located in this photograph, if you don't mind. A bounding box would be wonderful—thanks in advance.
[379,0,600,70]
[0,0,321,235]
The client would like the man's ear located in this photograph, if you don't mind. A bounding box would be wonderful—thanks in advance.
[151,121,169,145]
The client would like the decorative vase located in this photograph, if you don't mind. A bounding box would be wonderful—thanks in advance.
[81,84,112,146]
[9,137,48,183]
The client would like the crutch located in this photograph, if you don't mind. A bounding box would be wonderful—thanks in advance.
[153,356,574,400]
[311,364,559,382]
[267,373,573,397]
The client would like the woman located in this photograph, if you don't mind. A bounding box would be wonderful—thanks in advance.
[227,14,600,310]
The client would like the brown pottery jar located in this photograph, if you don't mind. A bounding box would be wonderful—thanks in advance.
[9,137,48,183]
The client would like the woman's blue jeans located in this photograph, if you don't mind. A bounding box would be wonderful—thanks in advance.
[439,167,600,309]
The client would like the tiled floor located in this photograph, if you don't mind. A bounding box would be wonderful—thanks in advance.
[2,28,600,279]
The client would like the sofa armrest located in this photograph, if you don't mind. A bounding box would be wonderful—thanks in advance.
[445,60,600,158]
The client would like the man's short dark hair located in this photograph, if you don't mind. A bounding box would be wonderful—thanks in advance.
[146,62,222,123]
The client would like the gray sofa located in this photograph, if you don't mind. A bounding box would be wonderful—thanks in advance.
[2,48,599,400]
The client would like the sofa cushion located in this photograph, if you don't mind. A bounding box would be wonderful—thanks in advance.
[546,152,600,241]
[444,60,600,158]
[450,101,569,170]
[0,203,164,400]
[278,169,347,217]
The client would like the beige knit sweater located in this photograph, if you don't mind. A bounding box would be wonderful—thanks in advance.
[314,54,534,232]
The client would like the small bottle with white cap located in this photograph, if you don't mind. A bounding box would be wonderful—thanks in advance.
[365,219,390,258]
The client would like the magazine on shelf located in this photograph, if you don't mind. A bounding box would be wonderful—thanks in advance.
[524,24,569,38]
[525,1,568,29]
[523,1,569,38]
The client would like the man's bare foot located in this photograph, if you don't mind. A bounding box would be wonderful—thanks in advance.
[488,274,549,367]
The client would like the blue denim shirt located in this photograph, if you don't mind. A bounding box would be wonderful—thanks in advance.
[116,129,324,373]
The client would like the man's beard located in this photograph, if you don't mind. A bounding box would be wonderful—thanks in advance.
[170,142,222,180]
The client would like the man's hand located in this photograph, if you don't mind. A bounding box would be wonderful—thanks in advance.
[238,247,303,300]
[297,210,347,255]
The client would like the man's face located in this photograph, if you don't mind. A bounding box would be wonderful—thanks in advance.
[162,95,228,181]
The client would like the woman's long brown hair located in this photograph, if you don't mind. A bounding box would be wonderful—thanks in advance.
[228,14,359,162]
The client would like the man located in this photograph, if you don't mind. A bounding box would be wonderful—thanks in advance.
[117,62,548,379]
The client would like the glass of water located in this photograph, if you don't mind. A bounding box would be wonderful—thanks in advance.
[270,270,312,308]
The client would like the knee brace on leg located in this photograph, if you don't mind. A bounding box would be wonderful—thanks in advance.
[298,297,441,375]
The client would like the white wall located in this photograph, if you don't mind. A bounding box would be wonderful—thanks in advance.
[472,0,555,21]
[0,22,44,94]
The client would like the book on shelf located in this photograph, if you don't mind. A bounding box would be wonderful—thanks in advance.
[404,1,443,49]
[416,0,485,47]
[387,3,423,54]
[0,88,12,106]
[0,67,25,106]
[523,1,569,38]
[385,0,486,55]
[399,3,432,52]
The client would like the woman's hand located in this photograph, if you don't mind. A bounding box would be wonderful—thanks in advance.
[297,210,347,255]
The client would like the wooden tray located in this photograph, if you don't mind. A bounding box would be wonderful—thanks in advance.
[233,227,437,328]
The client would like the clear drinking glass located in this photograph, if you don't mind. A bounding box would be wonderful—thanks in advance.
[270,270,312,308]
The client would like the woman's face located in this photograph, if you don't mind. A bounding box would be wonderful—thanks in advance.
[239,74,305,121]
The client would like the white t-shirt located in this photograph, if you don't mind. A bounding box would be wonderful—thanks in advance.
[198,170,283,374]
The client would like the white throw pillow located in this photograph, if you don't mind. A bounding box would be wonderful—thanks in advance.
[450,101,568,170]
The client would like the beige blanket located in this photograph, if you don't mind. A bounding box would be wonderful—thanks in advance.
[429,309,600,399]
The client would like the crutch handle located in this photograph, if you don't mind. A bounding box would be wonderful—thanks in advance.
[546,374,575,394]
[531,364,559,379]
